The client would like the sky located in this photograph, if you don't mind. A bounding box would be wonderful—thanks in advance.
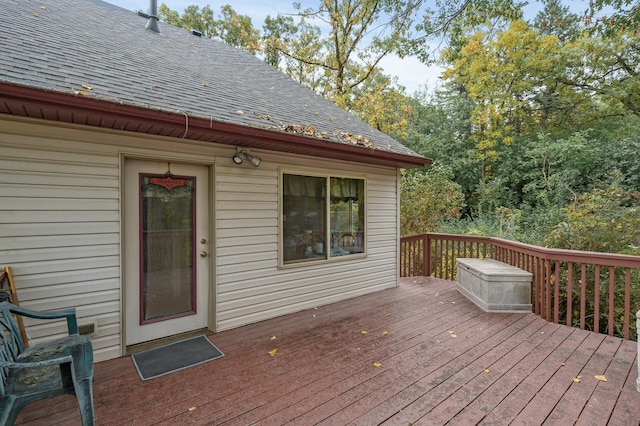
[104,0,600,94]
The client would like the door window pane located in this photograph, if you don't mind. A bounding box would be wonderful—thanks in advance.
[140,174,196,322]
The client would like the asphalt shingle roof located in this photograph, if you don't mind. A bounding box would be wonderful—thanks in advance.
[0,0,427,164]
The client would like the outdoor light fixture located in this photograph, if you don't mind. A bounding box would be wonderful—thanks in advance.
[232,150,261,167]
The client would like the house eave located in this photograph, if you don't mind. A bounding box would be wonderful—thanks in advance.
[0,83,431,169]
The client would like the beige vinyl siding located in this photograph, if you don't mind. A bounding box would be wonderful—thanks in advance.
[0,133,121,362]
[1,116,402,361]
[215,157,399,331]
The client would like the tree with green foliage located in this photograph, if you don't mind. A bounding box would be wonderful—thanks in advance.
[263,14,326,92]
[435,0,639,234]
[402,87,479,215]
[586,0,640,36]
[159,4,214,36]
[158,4,260,53]
[214,5,261,53]
[547,182,640,255]
[400,165,465,236]
[262,14,300,68]
[407,0,525,63]
[264,0,421,111]
[350,71,414,139]
[559,30,640,118]
[533,0,581,42]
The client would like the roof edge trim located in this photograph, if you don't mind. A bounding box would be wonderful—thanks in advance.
[0,83,431,169]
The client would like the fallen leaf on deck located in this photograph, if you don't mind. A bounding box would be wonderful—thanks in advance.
[594,375,607,382]
[270,336,276,340]
[484,369,490,373]
[450,334,458,338]
[541,332,545,335]
[361,330,368,335]
[452,302,456,304]
[573,377,581,383]
[268,349,277,357]
[373,362,382,367]
[189,407,196,412]
[202,83,209,87]
[383,331,389,336]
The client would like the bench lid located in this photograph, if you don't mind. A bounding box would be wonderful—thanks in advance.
[456,258,533,279]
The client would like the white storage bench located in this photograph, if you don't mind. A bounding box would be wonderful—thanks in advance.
[456,258,533,313]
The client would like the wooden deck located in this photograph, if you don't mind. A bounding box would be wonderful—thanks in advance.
[16,277,640,425]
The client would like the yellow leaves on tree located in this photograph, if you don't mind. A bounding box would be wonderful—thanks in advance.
[443,20,561,163]
[351,76,412,141]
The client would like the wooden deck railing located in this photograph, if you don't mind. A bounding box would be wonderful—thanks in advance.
[400,233,640,340]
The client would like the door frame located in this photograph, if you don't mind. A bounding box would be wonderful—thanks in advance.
[120,153,216,353]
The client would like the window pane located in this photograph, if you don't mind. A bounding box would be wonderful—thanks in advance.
[330,178,365,256]
[283,174,327,263]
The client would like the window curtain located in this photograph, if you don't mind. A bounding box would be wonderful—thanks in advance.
[283,174,326,197]
[330,178,363,201]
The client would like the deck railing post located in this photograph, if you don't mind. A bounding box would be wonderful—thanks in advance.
[425,234,431,277]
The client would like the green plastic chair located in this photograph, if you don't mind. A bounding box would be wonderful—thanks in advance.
[0,302,94,425]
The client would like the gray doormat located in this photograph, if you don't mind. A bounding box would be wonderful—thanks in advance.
[132,336,224,381]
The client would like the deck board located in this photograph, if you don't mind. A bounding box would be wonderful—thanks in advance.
[15,277,640,425]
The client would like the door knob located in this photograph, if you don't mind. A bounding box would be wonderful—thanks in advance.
[200,251,208,257]
[201,238,207,244]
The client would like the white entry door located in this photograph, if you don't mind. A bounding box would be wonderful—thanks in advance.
[124,159,210,346]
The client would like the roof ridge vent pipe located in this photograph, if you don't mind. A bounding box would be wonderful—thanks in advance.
[145,0,160,33]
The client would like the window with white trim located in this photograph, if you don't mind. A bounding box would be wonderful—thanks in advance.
[281,173,365,265]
